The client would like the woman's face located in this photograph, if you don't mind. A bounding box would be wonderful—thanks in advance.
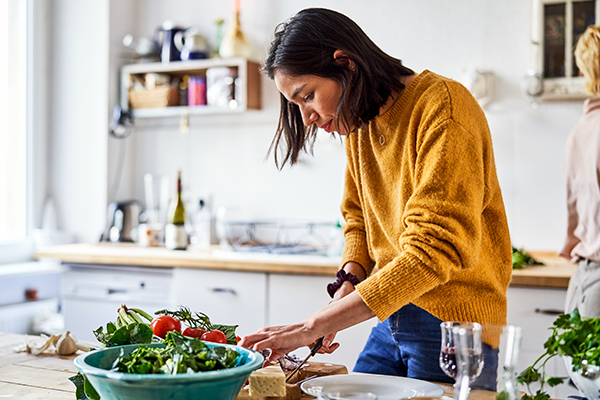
[274,70,348,135]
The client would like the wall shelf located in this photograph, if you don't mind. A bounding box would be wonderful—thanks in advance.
[120,58,261,118]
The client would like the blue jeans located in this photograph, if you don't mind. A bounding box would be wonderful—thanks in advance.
[353,303,498,391]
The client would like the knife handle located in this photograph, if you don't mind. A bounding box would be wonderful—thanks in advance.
[310,337,324,356]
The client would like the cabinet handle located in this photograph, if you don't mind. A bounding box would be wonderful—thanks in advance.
[209,287,237,295]
[108,288,127,295]
[534,308,564,315]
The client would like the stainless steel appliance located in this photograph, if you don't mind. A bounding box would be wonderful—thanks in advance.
[101,200,141,243]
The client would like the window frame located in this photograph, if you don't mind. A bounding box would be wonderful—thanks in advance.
[531,0,600,100]
[0,0,35,263]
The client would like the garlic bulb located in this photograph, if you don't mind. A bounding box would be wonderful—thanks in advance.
[55,331,78,355]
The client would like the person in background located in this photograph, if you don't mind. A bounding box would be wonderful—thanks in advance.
[239,8,512,390]
[560,24,600,319]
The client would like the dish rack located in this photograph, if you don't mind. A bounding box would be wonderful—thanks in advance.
[222,221,335,254]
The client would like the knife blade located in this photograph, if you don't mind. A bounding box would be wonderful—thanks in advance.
[285,337,324,383]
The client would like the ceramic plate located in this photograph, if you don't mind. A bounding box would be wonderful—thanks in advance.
[301,374,445,399]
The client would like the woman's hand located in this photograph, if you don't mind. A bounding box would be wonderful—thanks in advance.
[239,287,375,363]
[239,322,322,362]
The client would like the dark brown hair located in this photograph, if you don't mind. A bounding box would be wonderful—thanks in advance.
[263,8,414,168]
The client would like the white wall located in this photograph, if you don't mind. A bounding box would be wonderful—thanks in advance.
[45,0,110,243]
[48,0,581,251]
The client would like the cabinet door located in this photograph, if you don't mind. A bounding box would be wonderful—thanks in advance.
[507,287,580,399]
[268,274,377,371]
[173,268,267,337]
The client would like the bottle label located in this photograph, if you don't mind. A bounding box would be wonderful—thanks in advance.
[165,224,188,250]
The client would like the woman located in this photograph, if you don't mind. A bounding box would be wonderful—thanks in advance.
[560,24,600,319]
[239,8,511,390]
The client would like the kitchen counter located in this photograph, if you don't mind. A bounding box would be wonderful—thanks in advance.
[0,332,496,400]
[35,244,577,288]
[35,243,341,276]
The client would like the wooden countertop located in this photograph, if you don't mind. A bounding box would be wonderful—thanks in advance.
[35,244,577,288]
[510,252,576,289]
[35,243,340,277]
[0,332,497,400]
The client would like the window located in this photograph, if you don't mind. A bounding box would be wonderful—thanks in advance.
[530,0,598,100]
[0,0,31,261]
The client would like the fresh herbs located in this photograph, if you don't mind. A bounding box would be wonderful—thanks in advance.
[93,305,155,347]
[515,309,600,400]
[156,306,239,345]
[112,331,240,375]
[512,247,544,270]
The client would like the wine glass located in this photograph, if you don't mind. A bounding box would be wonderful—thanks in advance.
[440,321,484,400]
[482,324,523,400]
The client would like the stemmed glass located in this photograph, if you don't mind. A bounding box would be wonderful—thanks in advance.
[440,322,484,400]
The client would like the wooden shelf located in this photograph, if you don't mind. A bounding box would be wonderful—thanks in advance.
[120,58,261,118]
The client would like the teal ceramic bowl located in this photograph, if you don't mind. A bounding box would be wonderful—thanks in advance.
[74,342,263,400]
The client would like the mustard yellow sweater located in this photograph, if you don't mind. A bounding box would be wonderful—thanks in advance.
[342,70,512,325]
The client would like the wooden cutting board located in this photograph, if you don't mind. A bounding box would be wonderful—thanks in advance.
[236,361,348,400]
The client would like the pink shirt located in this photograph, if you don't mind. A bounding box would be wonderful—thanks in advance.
[560,97,600,262]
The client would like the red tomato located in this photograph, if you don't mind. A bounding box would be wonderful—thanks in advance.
[236,335,241,344]
[150,315,181,338]
[182,327,206,338]
[201,329,228,344]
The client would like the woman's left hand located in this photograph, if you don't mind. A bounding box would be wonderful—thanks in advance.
[239,322,329,362]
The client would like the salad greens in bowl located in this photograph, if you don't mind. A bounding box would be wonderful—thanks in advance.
[74,331,263,400]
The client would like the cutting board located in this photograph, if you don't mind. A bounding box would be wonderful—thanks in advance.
[236,361,348,400]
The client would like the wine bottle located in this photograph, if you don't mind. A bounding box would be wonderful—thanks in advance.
[165,170,188,250]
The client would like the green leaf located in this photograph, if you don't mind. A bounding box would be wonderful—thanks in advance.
[545,376,566,387]
[68,373,100,400]
[495,390,510,400]
[83,375,101,400]
[130,323,153,344]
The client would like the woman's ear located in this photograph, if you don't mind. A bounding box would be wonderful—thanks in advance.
[333,50,355,73]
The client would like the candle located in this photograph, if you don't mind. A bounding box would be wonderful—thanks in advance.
[233,0,240,13]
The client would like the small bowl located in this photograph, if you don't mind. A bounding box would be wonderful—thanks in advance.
[564,356,600,400]
[74,342,263,400]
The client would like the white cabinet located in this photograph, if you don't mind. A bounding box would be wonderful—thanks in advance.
[62,264,176,342]
[173,268,267,337]
[268,274,377,372]
[507,287,580,399]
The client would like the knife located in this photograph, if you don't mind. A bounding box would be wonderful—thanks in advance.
[285,337,324,383]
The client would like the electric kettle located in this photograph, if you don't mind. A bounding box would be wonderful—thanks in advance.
[101,200,141,243]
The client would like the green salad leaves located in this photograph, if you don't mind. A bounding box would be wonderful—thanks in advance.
[112,331,240,375]
[512,247,544,270]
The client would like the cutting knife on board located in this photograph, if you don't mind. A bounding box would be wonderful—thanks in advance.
[285,337,324,383]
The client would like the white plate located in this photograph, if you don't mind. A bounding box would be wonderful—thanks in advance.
[301,374,445,399]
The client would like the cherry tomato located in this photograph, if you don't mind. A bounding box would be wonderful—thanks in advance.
[182,327,206,338]
[150,315,181,338]
[201,329,228,344]
[236,335,241,344]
